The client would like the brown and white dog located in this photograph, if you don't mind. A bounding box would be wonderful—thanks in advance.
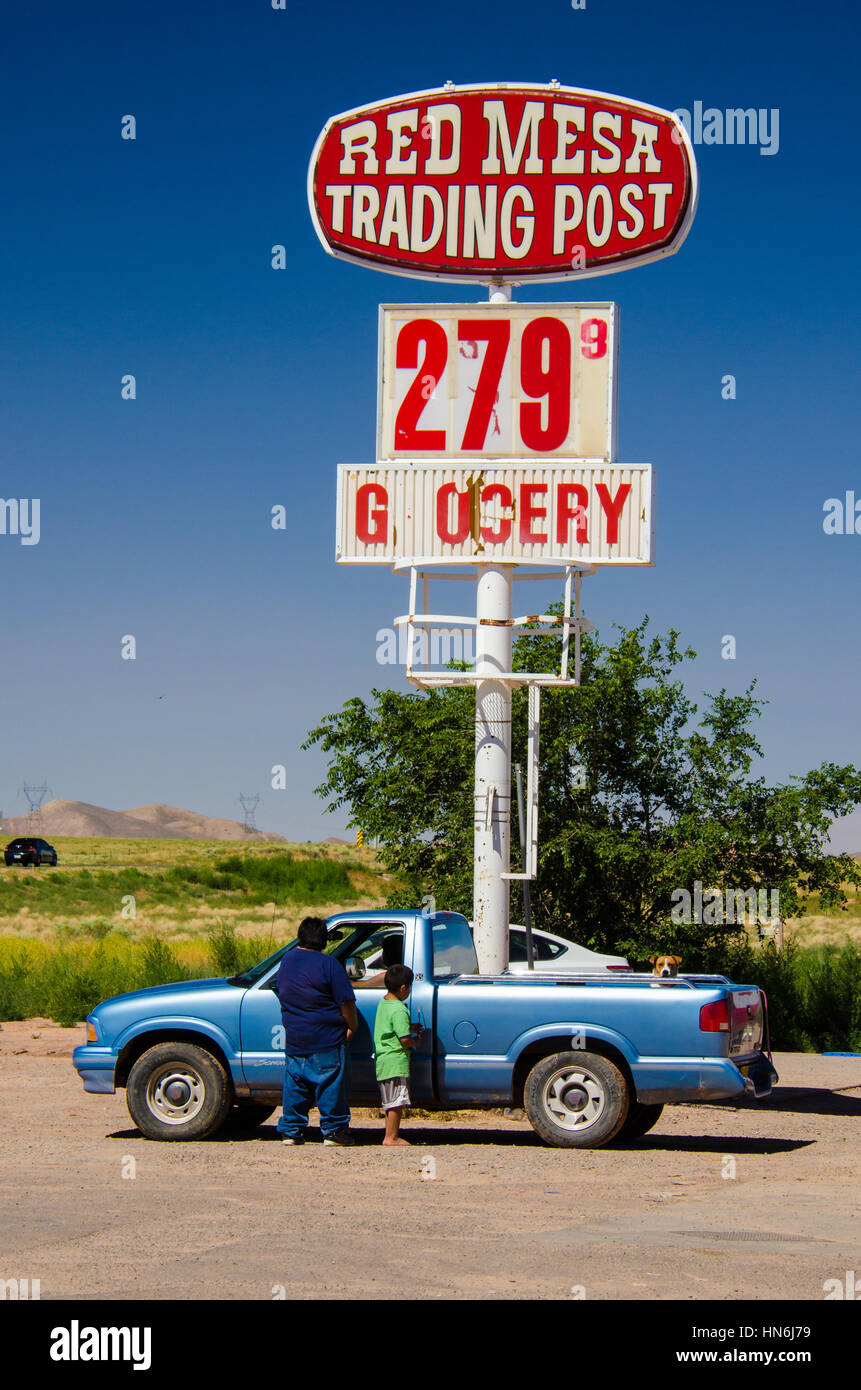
[650,954,682,979]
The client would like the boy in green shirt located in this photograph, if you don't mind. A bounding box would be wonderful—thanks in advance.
[373,963,421,1146]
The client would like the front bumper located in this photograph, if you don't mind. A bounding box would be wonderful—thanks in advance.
[72,1045,117,1094]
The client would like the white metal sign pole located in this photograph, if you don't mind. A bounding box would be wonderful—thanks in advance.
[473,282,513,975]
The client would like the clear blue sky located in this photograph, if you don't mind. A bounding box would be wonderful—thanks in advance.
[2,0,860,846]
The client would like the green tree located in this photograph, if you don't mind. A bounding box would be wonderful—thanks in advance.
[304,619,861,966]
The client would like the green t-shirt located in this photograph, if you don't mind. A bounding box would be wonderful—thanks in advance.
[374,996,412,1080]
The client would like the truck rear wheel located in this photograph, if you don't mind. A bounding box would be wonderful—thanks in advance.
[613,1101,664,1143]
[126,1042,233,1141]
[524,1050,630,1148]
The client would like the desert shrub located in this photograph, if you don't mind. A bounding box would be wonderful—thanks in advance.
[82,918,114,941]
[206,920,244,975]
[43,945,125,1026]
[214,853,355,903]
[137,936,190,990]
[0,947,39,1020]
[206,921,272,976]
[798,944,861,1051]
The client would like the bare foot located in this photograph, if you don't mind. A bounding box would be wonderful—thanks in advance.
[381,1137,410,1146]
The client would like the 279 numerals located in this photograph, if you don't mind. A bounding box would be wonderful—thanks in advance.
[395,315,607,453]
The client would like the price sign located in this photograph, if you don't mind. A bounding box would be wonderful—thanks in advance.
[377,303,617,462]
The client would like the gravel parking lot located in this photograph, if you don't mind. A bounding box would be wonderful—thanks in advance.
[2,1021,860,1301]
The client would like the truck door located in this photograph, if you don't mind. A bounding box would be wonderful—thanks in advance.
[238,974,285,1094]
[330,919,413,1103]
[409,913,483,1107]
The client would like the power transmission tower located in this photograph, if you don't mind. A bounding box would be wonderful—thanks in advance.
[238,793,261,836]
[20,782,51,836]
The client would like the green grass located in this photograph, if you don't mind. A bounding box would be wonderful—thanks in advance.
[681,939,861,1053]
[9,836,367,869]
[0,923,276,1027]
[3,836,860,1046]
[3,925,861,1048]
[0,837,390,1026]
[0,851,356,915]
[0,837,389,942]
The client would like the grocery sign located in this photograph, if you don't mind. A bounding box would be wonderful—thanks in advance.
[309,82,697,283]
[336,463,654,566]
[378,303,618,462]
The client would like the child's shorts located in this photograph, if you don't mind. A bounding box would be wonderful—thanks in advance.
[378,1077,411,1110]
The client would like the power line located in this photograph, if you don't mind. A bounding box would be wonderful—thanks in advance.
[238,793,261,836]
[20,781,51,836]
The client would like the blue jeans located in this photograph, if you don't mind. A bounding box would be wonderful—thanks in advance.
[277,1045,351,1138]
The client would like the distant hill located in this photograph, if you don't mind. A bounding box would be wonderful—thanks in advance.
[2,799,285,842]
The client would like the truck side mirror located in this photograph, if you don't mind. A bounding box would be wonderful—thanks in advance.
[345,955,367,981]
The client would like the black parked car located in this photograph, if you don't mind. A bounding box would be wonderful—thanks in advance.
[4,837,58,867]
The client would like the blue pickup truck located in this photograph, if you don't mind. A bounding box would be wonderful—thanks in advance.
[73,909,777,1148]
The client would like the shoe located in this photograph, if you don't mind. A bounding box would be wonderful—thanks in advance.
[281,1135,305,1145]
[322,1128,355,1146]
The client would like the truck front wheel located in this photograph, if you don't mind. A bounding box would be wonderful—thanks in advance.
[524,1050,630,1148]
[126,1042,233,1141]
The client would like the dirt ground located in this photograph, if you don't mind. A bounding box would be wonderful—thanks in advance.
[2,1019,860,1301]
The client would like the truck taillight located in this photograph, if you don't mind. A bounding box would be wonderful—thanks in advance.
[730,990,764,1054]
[699,999,731,1032]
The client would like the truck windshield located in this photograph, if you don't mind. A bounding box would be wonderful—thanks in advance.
[229,920,394,987]
[228,940,297,987]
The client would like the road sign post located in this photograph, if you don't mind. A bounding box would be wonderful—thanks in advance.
[311,81,696,973]
[473,560,513,973]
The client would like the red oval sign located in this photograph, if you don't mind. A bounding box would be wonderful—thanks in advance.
[308,83,697,283]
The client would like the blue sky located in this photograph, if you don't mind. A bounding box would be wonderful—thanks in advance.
[2,0,860,847]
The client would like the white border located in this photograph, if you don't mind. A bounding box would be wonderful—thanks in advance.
[307,81,699,286]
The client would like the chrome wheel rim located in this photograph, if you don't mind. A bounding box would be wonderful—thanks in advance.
[146,1063,205,1125]
[542,1066,605,1132]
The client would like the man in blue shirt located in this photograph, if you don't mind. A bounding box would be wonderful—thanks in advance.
[276,916,358,1146]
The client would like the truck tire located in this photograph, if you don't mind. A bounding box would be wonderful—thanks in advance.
[612,1101,664,1143]
[126,1042,233,1141]
[524,1050,630,1148]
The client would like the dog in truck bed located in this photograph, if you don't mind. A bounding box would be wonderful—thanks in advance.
[650,954,682,978]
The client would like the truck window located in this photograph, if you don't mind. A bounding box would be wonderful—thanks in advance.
[432,916,479,978]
